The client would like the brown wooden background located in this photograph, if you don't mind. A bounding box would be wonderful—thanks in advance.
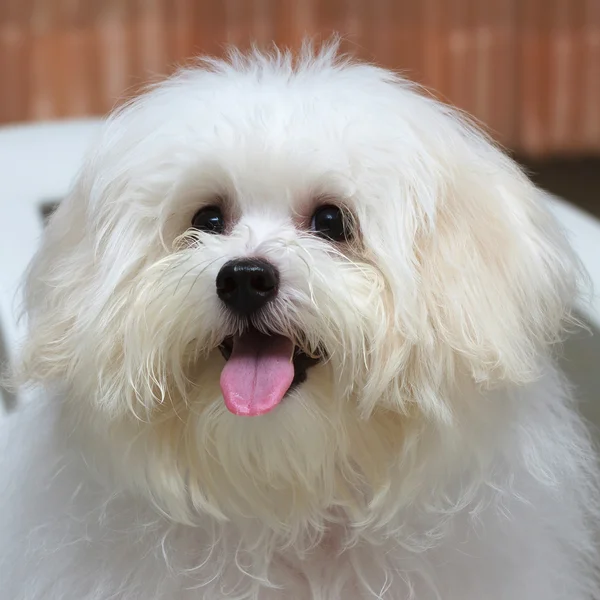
[0,0,599,158]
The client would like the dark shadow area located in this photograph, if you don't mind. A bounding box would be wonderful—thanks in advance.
[559,318,600,437]
[41,200,60,223]
[518,157,600,219]
[0,324,16,413]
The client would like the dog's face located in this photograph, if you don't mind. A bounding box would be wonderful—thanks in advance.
[20,45,576,533]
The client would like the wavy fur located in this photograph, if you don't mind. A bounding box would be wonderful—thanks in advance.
[2,39,598,599]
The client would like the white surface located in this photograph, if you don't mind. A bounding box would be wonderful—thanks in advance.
[0,120,599,409]
[0,120,102,370]
[0,120,102,408]
[547,195,600,329]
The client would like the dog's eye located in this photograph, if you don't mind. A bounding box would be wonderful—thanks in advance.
[191,206,225,234]
[311,205,351,242]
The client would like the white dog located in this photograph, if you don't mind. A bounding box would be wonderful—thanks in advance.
[1,40,598,600]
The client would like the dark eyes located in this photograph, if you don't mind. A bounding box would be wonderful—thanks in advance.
[191,206,225,234]
[311,205,352,242]
[190,203,352,242]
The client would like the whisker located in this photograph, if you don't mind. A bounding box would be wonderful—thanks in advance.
[171,255,220,296]
[180,256,223,304]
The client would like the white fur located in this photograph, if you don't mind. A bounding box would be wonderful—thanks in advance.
[1,40,599,599]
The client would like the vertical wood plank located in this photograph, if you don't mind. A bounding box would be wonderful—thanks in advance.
[582,0,600,151]
[475,0,517,146]
[251,0,274,48]
[194,0,227,57]
[169,0,195,66]
[518,0,552,155]
[97,0,131,113]
[446,0,473,116]
[0,0,32,123]
[421,0,445,99]
[29,0,57,120]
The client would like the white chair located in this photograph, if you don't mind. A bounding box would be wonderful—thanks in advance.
[0,120,102,410]
[1,121,599,411]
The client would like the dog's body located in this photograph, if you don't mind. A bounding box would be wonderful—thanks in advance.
[2,371,598,600]
[1,42,598,599]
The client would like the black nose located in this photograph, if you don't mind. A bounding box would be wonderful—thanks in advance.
[216,259,279,316]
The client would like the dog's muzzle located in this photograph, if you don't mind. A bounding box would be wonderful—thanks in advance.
[214,258,322,417]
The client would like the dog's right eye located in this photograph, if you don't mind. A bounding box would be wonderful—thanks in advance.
[191,206,225,234]
[311,205,351,242]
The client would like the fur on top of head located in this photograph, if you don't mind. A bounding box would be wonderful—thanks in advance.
[17,39,578,538]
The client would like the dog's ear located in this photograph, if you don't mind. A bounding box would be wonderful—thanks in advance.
[16,177,94,387]
[416,138,578,388]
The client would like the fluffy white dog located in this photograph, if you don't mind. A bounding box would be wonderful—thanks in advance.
[1,41,599,600]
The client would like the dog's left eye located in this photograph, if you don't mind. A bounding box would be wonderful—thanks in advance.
[191,206,225,234]
[311,205,351,242]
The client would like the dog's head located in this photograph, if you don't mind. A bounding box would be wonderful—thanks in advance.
[19,42,577,534]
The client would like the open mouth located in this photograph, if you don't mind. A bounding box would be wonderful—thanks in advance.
[218,327,322,417]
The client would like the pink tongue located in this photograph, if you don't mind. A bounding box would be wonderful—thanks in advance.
[220,330,295,416]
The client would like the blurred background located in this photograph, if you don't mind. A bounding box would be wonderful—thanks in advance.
[0,0,599,213]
